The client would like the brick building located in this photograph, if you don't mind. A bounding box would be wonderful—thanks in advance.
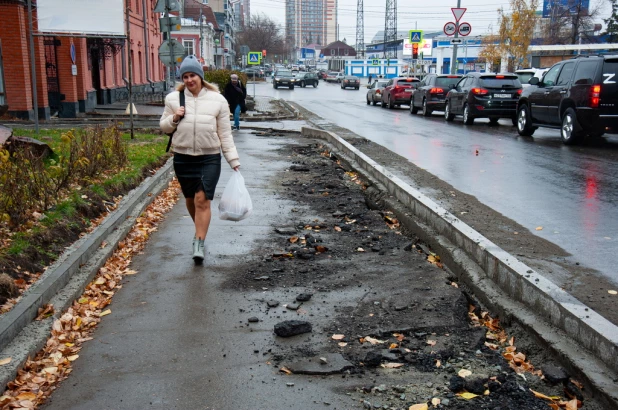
[0,0,166,119]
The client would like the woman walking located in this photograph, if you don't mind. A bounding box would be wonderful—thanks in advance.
[224,74,247,130]
[160,55,241,264]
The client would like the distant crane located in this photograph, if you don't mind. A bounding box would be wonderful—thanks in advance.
[356,0,364,58]
[383,0,397,59]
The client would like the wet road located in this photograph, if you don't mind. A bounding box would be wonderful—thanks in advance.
[252,78,618,285]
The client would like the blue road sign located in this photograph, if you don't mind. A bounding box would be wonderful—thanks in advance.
[248,52,261,65]
[319,54,324,59]
[409,30,423,43]
[372,59,380,66]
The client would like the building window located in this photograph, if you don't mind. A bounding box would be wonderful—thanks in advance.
[183,39,194,57]
[0,40,5,106]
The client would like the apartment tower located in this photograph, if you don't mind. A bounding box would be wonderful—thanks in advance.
[286,0,337,48]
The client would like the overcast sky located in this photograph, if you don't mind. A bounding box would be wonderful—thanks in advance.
[250,0,611,44]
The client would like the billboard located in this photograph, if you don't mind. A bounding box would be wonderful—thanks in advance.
[542,0,589,17]
[403,39,433,57]
[37,0,125,35]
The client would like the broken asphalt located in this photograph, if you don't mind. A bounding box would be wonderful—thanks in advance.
[30,119,609,410]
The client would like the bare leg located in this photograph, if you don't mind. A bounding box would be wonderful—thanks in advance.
[193,190,212,240]
[185,198,196,222]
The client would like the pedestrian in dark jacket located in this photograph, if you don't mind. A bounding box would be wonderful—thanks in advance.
[224,74,247,130]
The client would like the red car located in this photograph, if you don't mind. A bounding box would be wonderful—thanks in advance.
[380,77,420,109]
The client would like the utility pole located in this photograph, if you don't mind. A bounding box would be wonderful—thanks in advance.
[451,0,461,74]
[165,0,177,88]
[384,0,397,59]
[27,0,39,133]
[356,0,364,59]
[126,3,134,139]
[200,7,204,61]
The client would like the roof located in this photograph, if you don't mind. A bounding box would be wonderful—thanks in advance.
[321,41,357,57]
[181,1,219,30]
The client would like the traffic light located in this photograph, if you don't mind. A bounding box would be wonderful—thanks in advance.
[262,49,267,57]
[412,43,419,59]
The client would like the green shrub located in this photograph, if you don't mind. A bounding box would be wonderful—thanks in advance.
[0,125,128,226]
[203,69,248,93]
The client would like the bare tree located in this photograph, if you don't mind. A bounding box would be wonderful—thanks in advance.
[542,0,603,44]
[235,13,286,57]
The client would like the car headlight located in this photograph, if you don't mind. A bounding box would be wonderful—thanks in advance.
[275,78,280,81]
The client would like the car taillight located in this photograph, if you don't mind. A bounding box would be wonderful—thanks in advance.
[517,89,523,96]
[429,87,444,94]
[393,86,403,93]
[590,84,601,108]
[471,88,489,95]
[376,90,381,94]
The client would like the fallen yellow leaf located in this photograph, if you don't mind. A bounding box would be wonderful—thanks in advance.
[280,366,293,375]
[565,399,578,410]
[289,236,299,243]
[0,357,11,366]
[436,360,441,368]
[43,366,58,375]
[334,226,342,232]
[426,340,437,346]
[124,269,138,275]
[380,362,404,369]
[535,226,543,231]
[67,355,79,362]
[609,290,617,295]
[99,309,111,317]
[431,398,441,406]
[408,404,428,410]
[331,334,345,340]
[389,343,399,349]
[94,277,106,285]
[457,392,479,400]
[458,369,472,378]
[338,342,348,347]
[15,392,37,401]
[364,336,386,345]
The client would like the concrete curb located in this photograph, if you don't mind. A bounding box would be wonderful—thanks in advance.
[278,99,301,118]
[301,127,618,404]
[0,159,174,389]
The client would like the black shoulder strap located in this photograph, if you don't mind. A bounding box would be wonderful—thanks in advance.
[166,91,185,153]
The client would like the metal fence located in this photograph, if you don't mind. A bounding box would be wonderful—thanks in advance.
[115,90,165,104]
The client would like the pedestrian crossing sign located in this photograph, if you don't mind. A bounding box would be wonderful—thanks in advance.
[248,52,261,65]
[409,30,423,43]
[372,59,380,66]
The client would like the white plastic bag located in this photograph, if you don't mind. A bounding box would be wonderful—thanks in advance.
[219,171,252,221]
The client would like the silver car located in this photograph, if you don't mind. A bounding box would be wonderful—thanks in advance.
[366,79,389,106]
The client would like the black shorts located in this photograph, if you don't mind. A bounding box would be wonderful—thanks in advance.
[173,153,221,199]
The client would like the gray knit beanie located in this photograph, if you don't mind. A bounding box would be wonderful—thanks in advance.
[179,55,204,80]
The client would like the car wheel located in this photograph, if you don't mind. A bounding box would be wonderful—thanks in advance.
[561,107,583,145]
[273,84,278,89]
[372,96,377,106]
[366,96,371,105]
[289,85,294,90]
[381,98,387,108]
[444,100,455,121]
[516,104,535,136]
[422,99,432,117]
[356,87,359,90]
[388,97,394,109]
[313,82,317,88]
[463,104,475,125]
[411,102,419,114]
[489,117,499,125]
[300,81,305,87]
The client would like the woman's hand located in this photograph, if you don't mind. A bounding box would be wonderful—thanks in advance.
[233,166,240,172]
[173,106,185,123]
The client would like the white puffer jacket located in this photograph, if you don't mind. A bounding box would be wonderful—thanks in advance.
[160,87,240,169]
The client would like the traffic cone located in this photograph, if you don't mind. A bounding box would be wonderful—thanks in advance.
[125,103,138,115]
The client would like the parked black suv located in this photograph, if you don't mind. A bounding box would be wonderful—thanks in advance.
[444,72,522,125]
[411,74,462,116]
[516,55,618,144]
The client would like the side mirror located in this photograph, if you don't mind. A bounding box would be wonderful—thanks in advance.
[529,77,540,85]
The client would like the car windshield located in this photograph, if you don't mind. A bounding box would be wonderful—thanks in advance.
[376,81,388,88]
[436,77,461,87]
[516,72,535,84]
[277,70,292,76]
[328,72,338,76]
[480,76,521,88]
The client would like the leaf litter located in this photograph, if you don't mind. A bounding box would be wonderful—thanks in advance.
[0,180,180,408]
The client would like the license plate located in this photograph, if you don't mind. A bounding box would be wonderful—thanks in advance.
[494,93,511,98]
[405,89,412,93]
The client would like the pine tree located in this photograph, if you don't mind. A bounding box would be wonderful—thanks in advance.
[604,0,618,43]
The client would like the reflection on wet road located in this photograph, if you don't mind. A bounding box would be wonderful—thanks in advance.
[255,80,618,284]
